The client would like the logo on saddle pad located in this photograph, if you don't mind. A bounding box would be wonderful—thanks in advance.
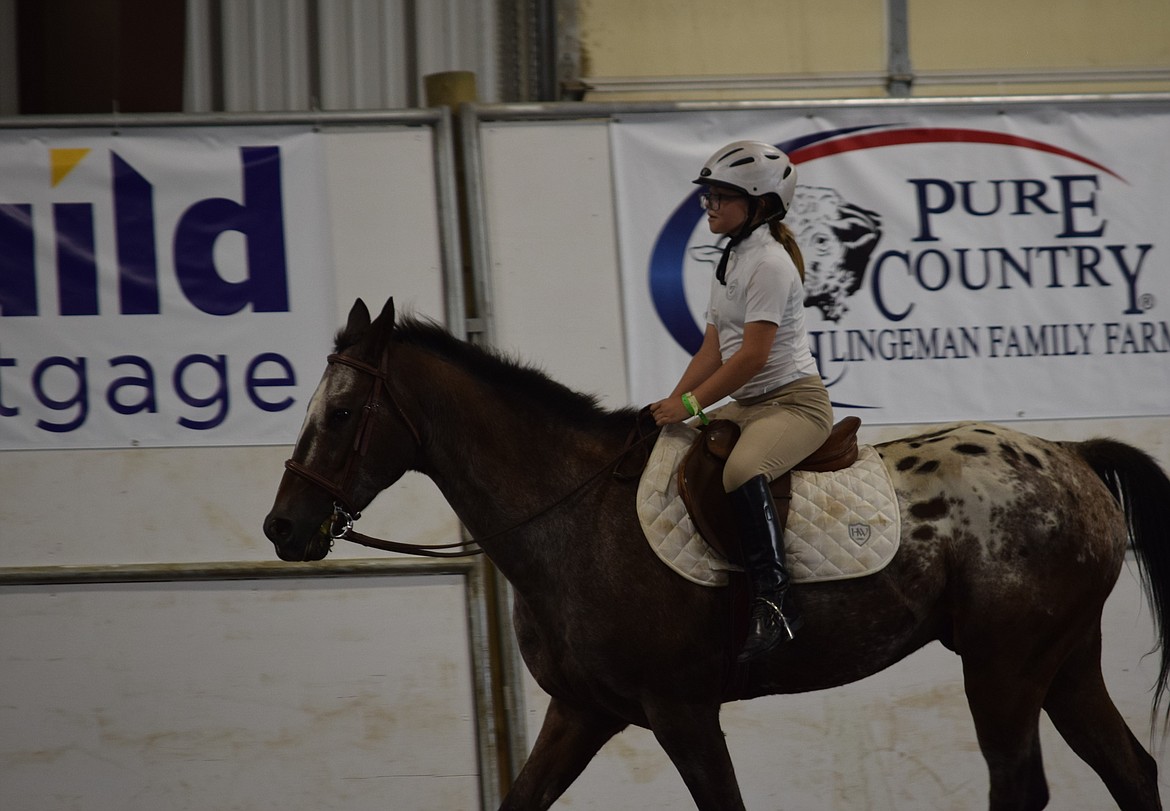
[848,523,872,544]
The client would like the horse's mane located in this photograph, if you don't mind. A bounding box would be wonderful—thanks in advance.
[337,313,636,428]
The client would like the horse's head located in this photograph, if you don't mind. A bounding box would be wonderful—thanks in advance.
[263,296,420,561]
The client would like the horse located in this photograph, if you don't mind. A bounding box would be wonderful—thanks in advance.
[263,296,1170,811]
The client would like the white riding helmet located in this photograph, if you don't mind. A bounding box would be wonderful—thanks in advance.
[694,140,798,216]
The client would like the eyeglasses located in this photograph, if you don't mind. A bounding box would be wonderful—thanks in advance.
[699,191,746,212]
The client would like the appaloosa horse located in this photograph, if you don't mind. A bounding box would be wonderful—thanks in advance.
[264,297,1170,810]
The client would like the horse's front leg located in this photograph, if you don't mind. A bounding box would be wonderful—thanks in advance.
[644,699,745,811]
[500,696,627,811]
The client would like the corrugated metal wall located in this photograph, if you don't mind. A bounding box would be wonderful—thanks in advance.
[183,0,500,112]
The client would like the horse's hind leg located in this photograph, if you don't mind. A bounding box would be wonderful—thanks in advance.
[962,657,1051,810]
[501,697,626,811]
[1043,627,1161,811]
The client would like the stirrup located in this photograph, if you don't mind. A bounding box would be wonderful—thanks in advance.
[756,598,797,641]
[737,598,798,663]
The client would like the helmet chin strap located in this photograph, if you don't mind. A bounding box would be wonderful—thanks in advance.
[716,196,764,286]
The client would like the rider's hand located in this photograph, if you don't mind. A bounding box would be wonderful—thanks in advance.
[650,396,691,426]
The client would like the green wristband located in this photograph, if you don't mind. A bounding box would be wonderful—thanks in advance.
[682,392,710,425]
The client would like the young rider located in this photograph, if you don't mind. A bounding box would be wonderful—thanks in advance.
[650,140,833,662]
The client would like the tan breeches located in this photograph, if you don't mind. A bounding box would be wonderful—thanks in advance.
[708,375,834,492]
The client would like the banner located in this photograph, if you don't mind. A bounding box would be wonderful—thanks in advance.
[611,104,1170,423]
[0,127,334,449]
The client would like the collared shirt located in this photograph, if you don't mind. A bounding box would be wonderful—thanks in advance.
[705,227,819,400]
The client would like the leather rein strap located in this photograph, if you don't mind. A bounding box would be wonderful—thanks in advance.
[283,353,660,559]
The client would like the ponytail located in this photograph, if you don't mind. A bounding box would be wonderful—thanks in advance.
[770,220,805,283]
[756,194,805,282]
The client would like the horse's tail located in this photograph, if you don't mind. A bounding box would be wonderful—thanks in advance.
[1075,438,1170,725]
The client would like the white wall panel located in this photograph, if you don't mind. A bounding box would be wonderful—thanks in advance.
[478,121,629,408]
[0,576,478,811]
[322,128,446,322]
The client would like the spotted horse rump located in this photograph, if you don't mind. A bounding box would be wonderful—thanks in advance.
[877,421,1128,572]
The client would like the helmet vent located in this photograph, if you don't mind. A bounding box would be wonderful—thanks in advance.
[729,157,755,168]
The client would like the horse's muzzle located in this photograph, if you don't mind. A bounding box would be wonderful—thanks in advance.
[263,512,332,562]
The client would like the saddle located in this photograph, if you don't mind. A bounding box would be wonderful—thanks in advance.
[679,416,862,563]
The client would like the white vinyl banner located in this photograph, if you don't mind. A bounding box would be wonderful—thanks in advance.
[0,127,334,449]
[611,105,1170,423]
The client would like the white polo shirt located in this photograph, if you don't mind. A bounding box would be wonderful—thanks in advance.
[705,227,820,400]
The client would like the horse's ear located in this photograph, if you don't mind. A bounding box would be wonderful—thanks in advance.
[345,298,371,335]
[364,296,397,348]
[378,296,396,329]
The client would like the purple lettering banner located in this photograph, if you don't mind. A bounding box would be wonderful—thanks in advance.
[0,127,334,449]
[611,102,1170,423]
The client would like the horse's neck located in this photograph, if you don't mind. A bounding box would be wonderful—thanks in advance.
[404,355,625,555]
[428,414,615,538]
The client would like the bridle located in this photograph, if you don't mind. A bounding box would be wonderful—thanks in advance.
[284,351,419,517]
[282,350,661,559]
[282,352,477,557]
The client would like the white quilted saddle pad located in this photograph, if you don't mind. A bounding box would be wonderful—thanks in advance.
[637,424,901,587]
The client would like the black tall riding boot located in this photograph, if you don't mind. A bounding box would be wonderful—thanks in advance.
[731,474,801,662]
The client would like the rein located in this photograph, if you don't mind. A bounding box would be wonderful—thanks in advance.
[283,352,661,559]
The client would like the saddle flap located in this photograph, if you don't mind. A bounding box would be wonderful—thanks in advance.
[678,420,740,562]
[678,417,862,560]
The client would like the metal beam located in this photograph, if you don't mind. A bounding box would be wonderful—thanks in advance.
[0,557,471,585]
[887,0,913,97]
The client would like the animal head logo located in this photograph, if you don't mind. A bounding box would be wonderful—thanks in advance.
[787,187,882,322]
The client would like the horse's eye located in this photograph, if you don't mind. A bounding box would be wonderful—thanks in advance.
[328,408,351,426]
